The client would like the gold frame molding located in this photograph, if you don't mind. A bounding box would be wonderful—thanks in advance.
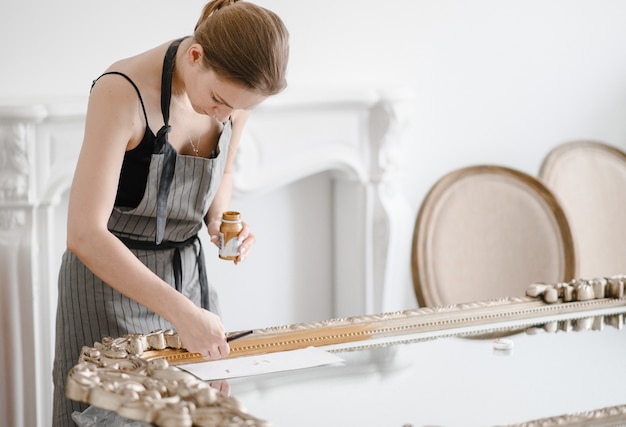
[67,293,626,427]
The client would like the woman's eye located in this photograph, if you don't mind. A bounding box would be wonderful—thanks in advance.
[212,96,223,105]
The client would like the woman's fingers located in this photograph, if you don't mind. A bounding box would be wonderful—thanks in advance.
[235,227,255,264]
[200,339,230,360]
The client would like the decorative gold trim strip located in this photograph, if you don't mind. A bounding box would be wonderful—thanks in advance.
[158,295,626,364]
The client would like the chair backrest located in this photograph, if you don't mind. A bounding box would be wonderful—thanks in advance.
[539,140,626,278]
[412,165,576,307]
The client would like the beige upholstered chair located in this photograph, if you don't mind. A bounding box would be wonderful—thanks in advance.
[539,140,626,279]
[412,165,576,307]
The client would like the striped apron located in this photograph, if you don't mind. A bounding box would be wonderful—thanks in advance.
[52,38,232,426]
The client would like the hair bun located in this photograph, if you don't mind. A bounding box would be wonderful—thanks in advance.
[195,0,239,30]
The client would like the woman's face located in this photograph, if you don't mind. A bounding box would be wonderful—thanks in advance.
[188,65,267,122]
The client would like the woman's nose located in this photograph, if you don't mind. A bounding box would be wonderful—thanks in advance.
[214,105,233,122]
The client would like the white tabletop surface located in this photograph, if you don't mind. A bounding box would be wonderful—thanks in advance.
[229,313,626,427]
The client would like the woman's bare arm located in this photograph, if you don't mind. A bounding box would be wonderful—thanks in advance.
[67,75,228,358]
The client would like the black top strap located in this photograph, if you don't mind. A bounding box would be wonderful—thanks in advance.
[91,71,150,128]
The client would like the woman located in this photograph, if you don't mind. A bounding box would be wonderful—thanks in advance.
[52,1,289,425]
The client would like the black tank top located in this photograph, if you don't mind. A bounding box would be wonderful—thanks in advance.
[90,71,155,208]
[92,37,188,210]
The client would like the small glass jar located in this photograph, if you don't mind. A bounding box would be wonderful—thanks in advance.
[219,211,243,260]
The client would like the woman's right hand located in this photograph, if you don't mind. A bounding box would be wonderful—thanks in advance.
[175,305,230,360]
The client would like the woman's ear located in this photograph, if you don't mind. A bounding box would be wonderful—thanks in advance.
[187,43,204,65]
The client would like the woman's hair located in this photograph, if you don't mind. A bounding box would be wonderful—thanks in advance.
[194,0,289,96]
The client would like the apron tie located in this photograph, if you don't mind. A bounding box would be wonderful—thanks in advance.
[154,124,175,245]
[117,235,210,311]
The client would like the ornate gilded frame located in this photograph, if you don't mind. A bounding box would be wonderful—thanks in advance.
[67,290,626,427]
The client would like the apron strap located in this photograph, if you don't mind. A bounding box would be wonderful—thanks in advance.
[154,37,186,244]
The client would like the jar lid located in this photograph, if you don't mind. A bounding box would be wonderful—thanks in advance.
[222,211,241,222]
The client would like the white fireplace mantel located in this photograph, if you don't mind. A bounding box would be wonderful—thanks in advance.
[0,88,413,427]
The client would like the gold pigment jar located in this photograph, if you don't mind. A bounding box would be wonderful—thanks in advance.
[219,211,243,260]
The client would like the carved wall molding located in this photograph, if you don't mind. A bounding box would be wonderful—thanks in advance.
[0,121,31,229]
[232,89,411,194]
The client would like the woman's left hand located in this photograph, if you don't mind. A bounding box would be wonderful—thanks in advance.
[208,220,256,264]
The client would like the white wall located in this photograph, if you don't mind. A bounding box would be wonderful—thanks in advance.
[3,0,626,319]
[4,0,626,203]
[406,0,626,201]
